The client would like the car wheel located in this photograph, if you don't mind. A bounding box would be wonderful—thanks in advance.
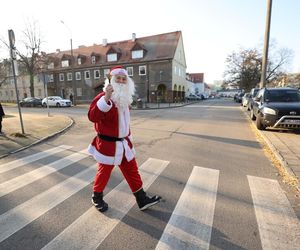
[56,103,61,107]
[42,103,47,108]
[250,109,256,121]
[256,114,266,130]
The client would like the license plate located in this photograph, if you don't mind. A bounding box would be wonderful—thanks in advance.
[284,119,300,124]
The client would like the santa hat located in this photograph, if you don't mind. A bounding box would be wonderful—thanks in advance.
[110,66,128,76]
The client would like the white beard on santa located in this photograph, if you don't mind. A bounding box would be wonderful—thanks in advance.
[104,76,135,109]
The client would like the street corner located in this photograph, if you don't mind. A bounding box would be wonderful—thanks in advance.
[0,113,73,157]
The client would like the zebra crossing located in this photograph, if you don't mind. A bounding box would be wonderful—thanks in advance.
[0,145,299,249]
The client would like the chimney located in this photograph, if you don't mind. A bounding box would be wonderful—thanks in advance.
[56,49,60,53]
[132,33,136,42]
[102,38,107,46]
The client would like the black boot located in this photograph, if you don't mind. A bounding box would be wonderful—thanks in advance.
[92,192,108,212]
[134,188,161,211]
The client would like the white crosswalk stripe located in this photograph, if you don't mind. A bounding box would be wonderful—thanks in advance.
[156,166,219,250]
[41,158,169,250]
[0,164,96,242]
[0,149,88,197]
[248,176,300,250]
[0,145,72,174]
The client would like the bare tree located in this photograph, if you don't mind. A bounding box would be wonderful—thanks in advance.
[0,19,44,97]
[223,45,293,91]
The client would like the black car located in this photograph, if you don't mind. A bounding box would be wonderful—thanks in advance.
[19,97,42,107]
[251,87,300,130]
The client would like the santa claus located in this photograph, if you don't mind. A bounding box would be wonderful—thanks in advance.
[88,66,161,212]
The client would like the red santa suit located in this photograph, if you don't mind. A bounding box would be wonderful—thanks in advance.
[88,92,142,193]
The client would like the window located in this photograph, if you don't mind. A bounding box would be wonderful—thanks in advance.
[103,69,110,77]
[59,73,64,81]
[67,72,72,81]
[61,60,69,67]
[77,58,82,65]
[85,70,90,79]
[76,72,81,80]
[49,74,54,82]
[174,66,177,75]
[132,50,143,59]
[48,62,54,69]
[94,69,100,79]
[91,56,96,64]
[126,67,133,76]
[139,65,146,75]
[107,53,117,62]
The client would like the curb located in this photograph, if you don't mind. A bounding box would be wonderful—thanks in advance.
[240,106,300,191]
[0,116,74,159]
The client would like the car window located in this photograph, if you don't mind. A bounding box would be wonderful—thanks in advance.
[265,90,300,102]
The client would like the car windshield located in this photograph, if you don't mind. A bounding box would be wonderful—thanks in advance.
[265,90,300,102]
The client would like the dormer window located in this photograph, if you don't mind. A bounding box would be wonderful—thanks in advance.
[107,53,117,62]
[77,58,82,65]
[61,60,69,67]
[48,62,54,69]
[91,56,96,64]
[132,50,143,59]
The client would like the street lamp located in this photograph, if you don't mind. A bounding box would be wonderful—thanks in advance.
[60,20,77,105]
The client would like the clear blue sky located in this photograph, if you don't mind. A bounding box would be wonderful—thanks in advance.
[0,0,299,83]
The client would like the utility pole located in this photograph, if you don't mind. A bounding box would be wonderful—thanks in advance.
[8,29,25,134]
[260,0,273,88]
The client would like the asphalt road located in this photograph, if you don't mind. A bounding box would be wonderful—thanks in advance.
[0,99,299,249]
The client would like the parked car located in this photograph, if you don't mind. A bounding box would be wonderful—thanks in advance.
[19,97,42,107]
[234,92,244,103]
[186,94,201,101]
[242,93,251,107]
[250,87,300,130]
[42,96,72,107]
[247,87,260,112]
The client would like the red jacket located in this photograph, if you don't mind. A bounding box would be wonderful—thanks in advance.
[87,92,135,165]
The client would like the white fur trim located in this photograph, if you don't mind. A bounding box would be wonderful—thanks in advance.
[88,142,135,166]
[88,144,115,165]
[97,96,112,112]
[118,107,130,137]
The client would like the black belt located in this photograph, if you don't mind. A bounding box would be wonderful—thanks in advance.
[98,134,124,142]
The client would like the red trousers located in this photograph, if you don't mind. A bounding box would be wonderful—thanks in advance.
[93,157,143,193]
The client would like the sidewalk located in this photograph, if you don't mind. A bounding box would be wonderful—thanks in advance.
[242,108,300,192]
[0,111,73,158]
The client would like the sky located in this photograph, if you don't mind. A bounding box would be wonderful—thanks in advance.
[0,0,299,84]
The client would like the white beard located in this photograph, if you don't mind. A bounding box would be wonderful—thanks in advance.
[104,76,135,109]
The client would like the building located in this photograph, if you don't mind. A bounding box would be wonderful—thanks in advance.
[44,31,187,103]
[0,60,46,102]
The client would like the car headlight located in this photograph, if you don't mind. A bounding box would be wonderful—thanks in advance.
[263,107,276,115]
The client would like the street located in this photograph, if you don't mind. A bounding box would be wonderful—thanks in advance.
[0,98,299,249]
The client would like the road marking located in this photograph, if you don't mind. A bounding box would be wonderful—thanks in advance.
[0,150,88,197]
[248,175,300,250]
[0,145,73,174]
[156,166,219,250]
[42,158,169,250]
[0,164,96,243]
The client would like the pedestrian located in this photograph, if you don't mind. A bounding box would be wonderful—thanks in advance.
[0,102,5,135]
[87,66,161,212]
[69,93,73,104]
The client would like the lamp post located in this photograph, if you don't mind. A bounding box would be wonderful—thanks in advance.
[60,20,77,105]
